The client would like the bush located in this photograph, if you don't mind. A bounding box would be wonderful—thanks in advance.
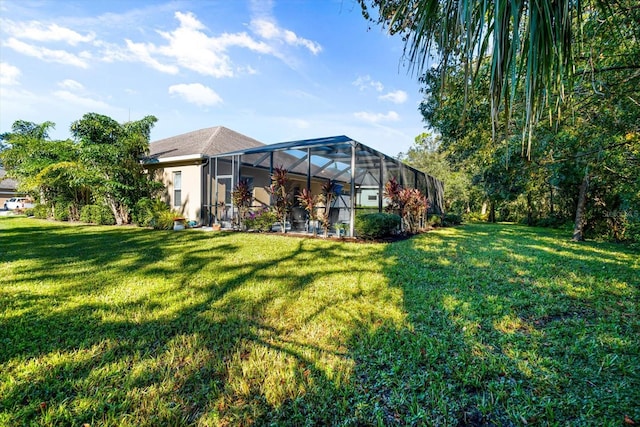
[428,215,442,227]
[245,209,277,232]
[154,209,177,230]
[23,208,34,217]
[79,205,93,223]
[354,213,401,240]
[53,202,70,221]
[131,198,178,229]
[442,213,462,226]
[33,204,50,219]
[80,204,116,225]
[626,219,640,247]
[132,198,158,227]
[464,212,488,222]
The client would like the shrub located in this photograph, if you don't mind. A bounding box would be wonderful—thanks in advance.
[33,204,50,219]
[132,198,156,227]
[296,188,323,236]
[97,206,115,225]
[245,209,277,232]
[383,177,429,232]
[154,209,177,230]
[464,212,488,222]
[232,179,253,230]
[80,204,116,225]
[626,219,640,247]
[79,205,94,223]
[355,213,401,240]
[131,198,177,229]
[443,213,462,226]
[53,202,70,221]
[428,215,442,227]
[23,208,35,217]
[269,167,292,233]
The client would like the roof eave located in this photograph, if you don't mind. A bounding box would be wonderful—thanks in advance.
[143,154,205,165]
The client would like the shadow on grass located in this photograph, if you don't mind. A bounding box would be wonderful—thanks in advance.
[1,218,382,425]
[349,222,639,425]
[1,218,638,425]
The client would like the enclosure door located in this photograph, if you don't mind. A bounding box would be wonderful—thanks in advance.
[215,176,234,223]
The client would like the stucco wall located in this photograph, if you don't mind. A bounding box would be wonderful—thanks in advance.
[149,161,203,222]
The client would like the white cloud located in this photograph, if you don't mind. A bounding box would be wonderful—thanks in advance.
[379,90,408,104]
[123,11,272,78]
[125,40,180,74]
[354,111,400,123]
[168,83,223,106]
[353,75,384,92]
[0,19,95,45]
[4,38,90,68]
[0,62,21,85]
[58,79,84,91]
[250,18,321,55]
[53,90,111,109]
[1,10,318,77]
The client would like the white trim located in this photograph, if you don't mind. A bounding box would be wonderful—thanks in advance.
[145,154,204,164]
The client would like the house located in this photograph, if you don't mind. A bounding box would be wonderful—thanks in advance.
[145,126,264,221]
[146,127,444,236]
[0,167,19,208]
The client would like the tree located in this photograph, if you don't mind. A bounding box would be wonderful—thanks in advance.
[399,132,471,214]
[70,113,161,225]
[0,121,90,214]
[360,0,639,158]
[412,5,640,240]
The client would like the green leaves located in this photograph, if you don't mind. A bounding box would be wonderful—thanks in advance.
[360,1,628,158]
[2,113,159,225]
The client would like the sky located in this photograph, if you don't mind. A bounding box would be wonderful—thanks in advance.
[0,0,431,157]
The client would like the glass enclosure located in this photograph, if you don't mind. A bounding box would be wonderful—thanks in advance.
[200,136,445,236]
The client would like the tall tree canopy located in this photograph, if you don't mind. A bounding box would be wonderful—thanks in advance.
[1,113,161,225]
[70,113,160,225]
[359,0,640,157]
[361,0,639,242]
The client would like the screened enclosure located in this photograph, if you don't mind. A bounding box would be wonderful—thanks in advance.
[200,135,444,237]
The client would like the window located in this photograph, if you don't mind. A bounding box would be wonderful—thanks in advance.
[368,195,378,201]
[173,171,182,207]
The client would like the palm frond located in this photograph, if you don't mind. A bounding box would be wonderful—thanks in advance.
[362,0,593,158]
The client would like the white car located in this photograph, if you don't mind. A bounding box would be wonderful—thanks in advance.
[4,197,34,210]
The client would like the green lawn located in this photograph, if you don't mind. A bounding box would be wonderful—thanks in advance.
[1,217,638,426]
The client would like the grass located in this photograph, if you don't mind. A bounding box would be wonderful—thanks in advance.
[0,217,638,426]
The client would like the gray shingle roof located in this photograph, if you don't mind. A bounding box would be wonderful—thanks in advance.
[147,126,264,161]
[0,168,18,191]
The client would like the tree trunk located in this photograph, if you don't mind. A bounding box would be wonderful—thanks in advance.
[488,201,496,223]
[526,192,533,225]
[572,171,589,241]
[107,197,125,225]
[549,184,555,215]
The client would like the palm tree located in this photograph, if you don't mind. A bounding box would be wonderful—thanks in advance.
[359,0,625,158]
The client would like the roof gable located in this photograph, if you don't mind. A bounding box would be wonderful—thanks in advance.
[147,126,264,162]
[0,168,18,191]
